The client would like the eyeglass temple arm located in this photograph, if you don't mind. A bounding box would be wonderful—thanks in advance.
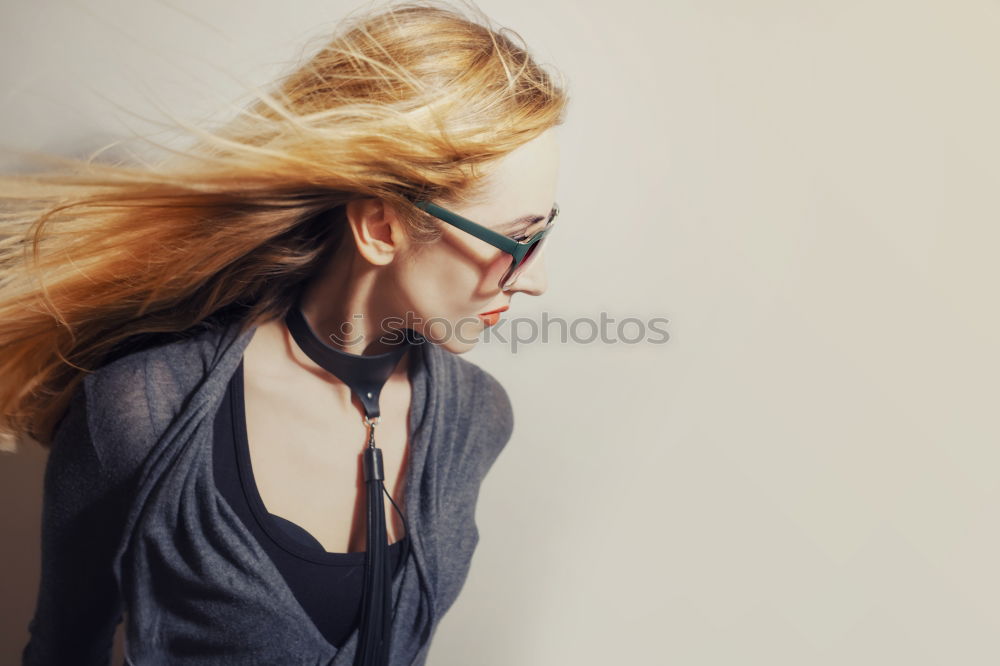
[413,200,552,264]
[413,200,521,253]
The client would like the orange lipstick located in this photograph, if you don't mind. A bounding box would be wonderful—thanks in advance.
[478,304,509,327]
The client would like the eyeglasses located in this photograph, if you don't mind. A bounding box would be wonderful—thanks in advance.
[412,200,559,290]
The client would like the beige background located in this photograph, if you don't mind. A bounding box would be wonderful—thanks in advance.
[2,0,999,664]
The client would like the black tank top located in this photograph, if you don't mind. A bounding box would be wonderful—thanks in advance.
[212,356,408,648]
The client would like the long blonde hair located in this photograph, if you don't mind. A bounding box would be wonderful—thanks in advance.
[0,0,568,450]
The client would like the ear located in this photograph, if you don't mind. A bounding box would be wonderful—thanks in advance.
[343,198,409,266]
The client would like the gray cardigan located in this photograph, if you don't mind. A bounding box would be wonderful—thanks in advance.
[22,316,514,665]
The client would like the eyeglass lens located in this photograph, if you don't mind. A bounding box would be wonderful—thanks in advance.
[502,232,550,289]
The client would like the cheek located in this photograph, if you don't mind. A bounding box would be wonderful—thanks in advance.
[389,247,491,339]
[482,251,511,289]
[389,247,512,346]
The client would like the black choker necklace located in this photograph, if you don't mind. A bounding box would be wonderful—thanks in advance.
[283,304,412,420]
[282,296,414,666]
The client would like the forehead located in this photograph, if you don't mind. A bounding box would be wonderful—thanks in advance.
[463,129,560,225]
[484,129,559,190]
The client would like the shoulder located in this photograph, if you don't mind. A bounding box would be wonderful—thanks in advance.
[422,342,515,473]
[461,357,514,440]
[424,342,513,427]
[80,322,230,479]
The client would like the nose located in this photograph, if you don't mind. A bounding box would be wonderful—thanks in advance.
[504,252,548,296]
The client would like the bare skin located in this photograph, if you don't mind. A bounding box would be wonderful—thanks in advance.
[242,318,412,552]
[238,128,560,553]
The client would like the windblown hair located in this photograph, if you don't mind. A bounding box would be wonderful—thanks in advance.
[0,0,568,450]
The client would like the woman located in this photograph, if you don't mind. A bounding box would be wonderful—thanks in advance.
[1,2,567,664]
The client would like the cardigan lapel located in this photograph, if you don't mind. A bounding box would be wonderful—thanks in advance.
[113,316,444,664]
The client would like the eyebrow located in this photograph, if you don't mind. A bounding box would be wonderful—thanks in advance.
[500,203,558,233]
[500,213,545,233]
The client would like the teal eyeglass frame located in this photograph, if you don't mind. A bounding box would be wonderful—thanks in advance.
[413,200,560,289]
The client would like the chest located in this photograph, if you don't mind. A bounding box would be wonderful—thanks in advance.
[240,360,413,554]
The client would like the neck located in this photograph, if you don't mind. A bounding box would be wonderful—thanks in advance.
[296,241,406,357]
[283,286,413,420]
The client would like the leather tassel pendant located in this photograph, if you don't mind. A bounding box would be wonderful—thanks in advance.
[354,415,392,666]
[281,296,411,665]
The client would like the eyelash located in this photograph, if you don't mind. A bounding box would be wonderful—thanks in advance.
[509,213,552,242]
[507,206,557,243]
[509,225,539,242]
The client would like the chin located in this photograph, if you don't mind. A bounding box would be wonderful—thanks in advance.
[417,318,482,354]
[439,338,478,354]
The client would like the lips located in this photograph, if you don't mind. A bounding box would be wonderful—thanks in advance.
[478,304,508,328]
